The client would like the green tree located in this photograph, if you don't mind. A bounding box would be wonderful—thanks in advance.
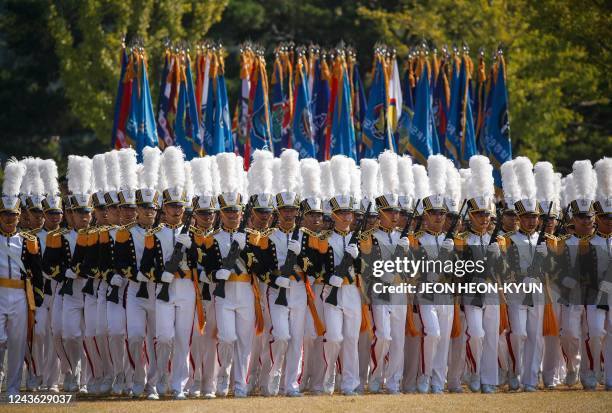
[47,0,228,147]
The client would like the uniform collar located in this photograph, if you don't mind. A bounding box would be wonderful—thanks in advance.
[165,223,182,230]
[518,228,537,237]
[334,228,350,237]
[222,226,238,234]
[378,225,395,234]
[469,228,488,237]
[278,225,296,234]
[0,228,17,237]
[596,231,611,239]
[426,229,443,237]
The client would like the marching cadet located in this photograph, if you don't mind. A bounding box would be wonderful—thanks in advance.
[321,155,362,396]
[366,151,408,394]
[187,156,219,398]
[198,152,257,398]
[448,155,501,394]
[498,157,550,392]
[554,161,599,389]
[117,146,162,399]
[0,159,44,396]
[593,157,612,391]
[299,158,327,395]
[60,155,93,393]
[140,146,200,399]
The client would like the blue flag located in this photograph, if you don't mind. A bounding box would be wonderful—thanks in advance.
[291,58,316,158]
[125,55,158,161]
[329,59,356,160]
[408,63,437,165]
[111,47,128,148]
[217,70,233,153]
[270,57,286,156]
[484,55,512,189]
[362,59,389,158]
[249,61,273,152]
[311,56,330,161]
[174,56,202,159]
[396,65,415,154]
[445,58,462,166]
[351,62,367,160]
[461,73,478,165]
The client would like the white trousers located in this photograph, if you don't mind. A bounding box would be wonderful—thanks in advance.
[370,302,407,391]
[201,285,219,395]
[107,280,129,386]
[0,287,27,395]
[96,280,112,384]
[505,304,544,386]
[155,278,196,394]
[463,304,499,386]
[322,284,362,393]
[214,281,254,394]
[61,279,85,380]
[414,304,452,389]
[301,283,325,392]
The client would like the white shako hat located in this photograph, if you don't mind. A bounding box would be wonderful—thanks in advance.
[300,157,323,213]
[466,155,495,214]
[594,157,612,215]
[360,158,380,216]
[247,149,274,212]
[445,158,462,214]
[118,148,138,207]
[40,159,62,212]
[0,158,26,213]
[104,150,121,206]
[328,155,353,212]
[500,159,520,213]
[534,161,560,217]
[216,152,244,211]
[67,155,93,211]
[560,173,574,218]
[91,154,108,208]
[423,154,447,212]
[375,150,400,212]
[160,146,187,205]
[412,163,430,215]
[349,158,362,212]
[513,156,540,215]
[569,160,597,216]
[136,146,161,208]
[274,149,301,209]
[320,160,334,215]
[398,155,415,212]
[191,156,218,211]
[22,158,45,212]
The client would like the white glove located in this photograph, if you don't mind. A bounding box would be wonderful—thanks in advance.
[43,272,52,280]
[65,268,77,279]
[288,239,301,255]
[382,272,395,283]
[440,239,454,252]
[175,233,192,249]
[535,243,548,257]
[216,268,231,281]
[199,270,208,283]
[345,244,359,259]
[161,271,174,283]
[307,275,316,285]
[234,233,246,250]
[110,273,123,287]
[398,237,410,249]
[329,275,344,287]
[599,280,612,295]
[136,271,149,282]
[562,276,577,290]
[487,243,501,257]
[276,276,290,288]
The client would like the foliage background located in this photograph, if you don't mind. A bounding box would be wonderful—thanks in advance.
[0,0,609,175]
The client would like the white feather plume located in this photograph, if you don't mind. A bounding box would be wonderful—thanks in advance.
[141,146,161,189]
[320,161,334,200]
[300,158,321,199]
[67,155,92,195]
[412,164,430,199]
[378,150,399,195]
[161,146,185,190]
[22,158,43,195]
[594,157,612,200]
[92,154,107,193]
[330,155,350,196]
[3,158,26,196]
[191,157,213,196]
[445,159,461,205]
[513,156,536,200]
[216,152,238,193]
[118,148,138,191]
[136,165,144,189]
[534,161,556,203]
[280,149,300,193]
[105,150,120,191]
[349,159,361,199]
[360,158,380,200]
[157,162,167,193]
[210,156,221,195]
[248,149,274,195]
[39,159,59,196]
[427,154,447,196]
[19,159,33,195]
[397,155,414,198]
[184,161,194,200]
[468,155,494,200]
[572,160,596,200]
[561,174,575,208]
[459,169,472,202]
[553,173,562,206]
[500,160,521,199]
[235,155,248,200]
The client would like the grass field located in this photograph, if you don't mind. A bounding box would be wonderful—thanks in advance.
[4,388,611,413]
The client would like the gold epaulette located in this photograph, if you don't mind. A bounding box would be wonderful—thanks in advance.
[20,231,37,242]
[245,227,260,236]
[454,231,469,240]
[258,228,276,238]
[145,225,163,236]
[301,227,318,238]
[502,230,516,238]
[77,228,89,235]
[189,225,204,236]
[209,228,221,236]
[358,227,376,241]
[544,233,558,241]
[120,222,137,231]
[317,229,332,240]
